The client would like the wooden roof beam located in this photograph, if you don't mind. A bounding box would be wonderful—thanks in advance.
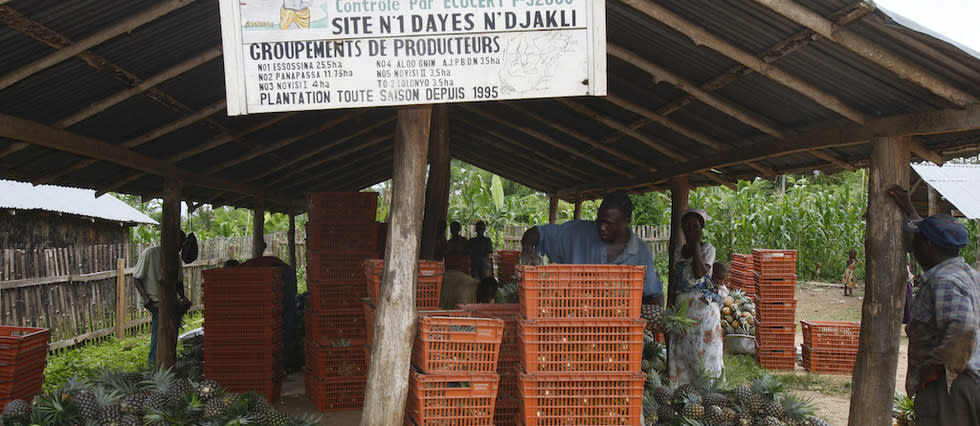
[746,161,778,177]
[0,0,199,91]
[452,145,563,191]
[455,121,590,186]
[0,113,299,209]
[501,101,651,170]
[274,135,391,188]
[55,47,222,128]
[910,140,945,166]
[0,142,29,160]
[33,100,227,185]
[248,116,396,182]
[621,0,867,124]
[558,103,980,195]
[558,99,686,161]
[699,171,738,190]
[279,147,393,194]
[206,110,364,175]
[604,94,729,150]
[459,105,634,177]
[455,118,593,181]
[752,0,978,107]
[170,114,294,162]
[313,152,394,192]
[808,149,857,171]
[608,44,786,138]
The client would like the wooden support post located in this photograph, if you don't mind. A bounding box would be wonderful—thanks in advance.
[115,258,125,339]
[667,175,689,307]
[927,185,939,216]
[548,196,559,224]
[252,196,265,259]
[573,199,583,220]
[848,136,910,426]
[288,213,296,268]
[361,105,432,426]
[156,178,182,369]
[420,104,451,260]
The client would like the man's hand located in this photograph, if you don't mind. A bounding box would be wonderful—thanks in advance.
[144,300,157,311]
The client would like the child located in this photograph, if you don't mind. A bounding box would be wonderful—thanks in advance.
[712,262,730,299]
[843,249,858,296]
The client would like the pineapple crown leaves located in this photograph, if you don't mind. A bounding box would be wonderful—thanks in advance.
[678,390,704,407]
[663,299,699,336]
[645,369,665,390]
[286,414,324,426]
[893,391,915,421]
[60,375,92,395]
[32,391,81,426]
[779,392,816,421]
[677,417,707,426]
[143,392,204,425]
[92,387,123,407]
[751,374,784,398]
[143,368,177,394]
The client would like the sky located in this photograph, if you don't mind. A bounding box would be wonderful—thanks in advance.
[874,0,980,52]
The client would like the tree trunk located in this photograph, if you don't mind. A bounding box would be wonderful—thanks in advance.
[288,213,296,267]
[420,104,451,260]
[667,176,689,308]
[156,178,181,369]
[361,105,432,426]
[573,199,583,220]
[548,196,559,224]
[252,196,265,259]
[848,136,910,426]
[927,185,939,216]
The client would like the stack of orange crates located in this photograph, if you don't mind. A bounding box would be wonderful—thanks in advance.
[0,326,49,410]
[303,191,379,412]
[458,303,521,425]
[202,267,283,401]
[406,311,504,425]
[496,250,521,283]
[443,255,470,275]
[517,265,647,426]
[801,320,860,374]
[752,249,799,371]
[729,253,755,297]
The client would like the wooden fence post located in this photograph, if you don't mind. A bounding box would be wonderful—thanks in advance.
[115,258,125,339]
[667,175,689,307]
[253,195,265,259]
[157,178,182,369]
[848,136,910,426]
[361,105,432,426]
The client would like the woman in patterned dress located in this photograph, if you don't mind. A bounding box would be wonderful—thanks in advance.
[668,209,724,386]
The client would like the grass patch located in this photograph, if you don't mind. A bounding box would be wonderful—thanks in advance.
[724,354,852,398]
[43,311,204,392]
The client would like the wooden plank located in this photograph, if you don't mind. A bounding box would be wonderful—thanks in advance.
[157,178,182,368]
[362,105,431,426]
[849,136,910,426]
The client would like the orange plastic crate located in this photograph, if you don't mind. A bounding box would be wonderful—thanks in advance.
[363,302,376,343]
[364,259,444,309]
[496,250,521,282]
[304,338,368,378]
[413,313,504,374]
[494,399,520,426]
[307,250,377,281]
[801,320,861,350]
[753,282,795,301]
[756,323,796,349]
[0,372,44,403]
[407,370,499,426]
[307,279,369,310]
[0,327,49,362]
[305,192,378,223]
[752,249,798,277]
[202,267,283,288]
[457,303,521,359]
[306,222,381,251]
[205,369,282,402]
[518,373,644,426]
[518,319,646,373]
[801,344,857,375]
[754,299,797,324]
[756,348,796,371]
[305,307,368,344]
[304,370,365,411]
[518,265,644,319]
[497,360,521,401]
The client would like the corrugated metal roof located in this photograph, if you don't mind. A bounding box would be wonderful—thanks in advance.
[0,179,157,224]
[911,163,980,219]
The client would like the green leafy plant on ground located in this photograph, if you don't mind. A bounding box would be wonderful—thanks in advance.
[43,313,204,392]
[724,354,851,398]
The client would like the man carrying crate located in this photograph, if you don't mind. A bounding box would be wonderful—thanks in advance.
[519,191,664,308]
[889,185,980,426]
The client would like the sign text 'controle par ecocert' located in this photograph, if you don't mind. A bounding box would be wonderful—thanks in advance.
[219,0,606,114]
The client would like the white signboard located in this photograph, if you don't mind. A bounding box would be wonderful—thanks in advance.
[218,0,606,115]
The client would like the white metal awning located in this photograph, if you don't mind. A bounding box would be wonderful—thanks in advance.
[912,163,980,219]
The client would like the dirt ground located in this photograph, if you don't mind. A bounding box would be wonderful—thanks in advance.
[793,281,908,426]
[278,281,899,426]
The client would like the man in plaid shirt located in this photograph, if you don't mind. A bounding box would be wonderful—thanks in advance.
[890,185,980,425]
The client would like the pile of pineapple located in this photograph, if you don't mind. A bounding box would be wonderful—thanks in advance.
[0,368,320,426]
[640,341,831,426]
[721,289,756,336]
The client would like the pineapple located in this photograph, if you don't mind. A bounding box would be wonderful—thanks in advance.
[673,384,702,404]
[744,394,767,415]
[653,385,673,405]
[757,416,783,426]
[762,400,784,419]
[643,391,659,425]
[729,385,752,404]
[722,407,738,423]
[93,388,123,425]
[657,404,678,421]
[803,416,832,426]
[72,391,100,420]
[679,392,705,419]
[120,414,141,426]
[142,369,175,411]
[32,391,81,426]
[642,304,664,331]
[704,392,729,408]
[703,405,724,425]
[748,375,783,415]
[197,379,224,401]
[645,369,663,391]
[169,377,194,404]
[203,397,225,418]
[2,399,30,418]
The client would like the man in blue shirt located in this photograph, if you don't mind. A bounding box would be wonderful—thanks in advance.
[520,191,664,307]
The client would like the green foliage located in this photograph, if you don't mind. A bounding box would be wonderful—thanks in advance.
[43,336,150,393]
